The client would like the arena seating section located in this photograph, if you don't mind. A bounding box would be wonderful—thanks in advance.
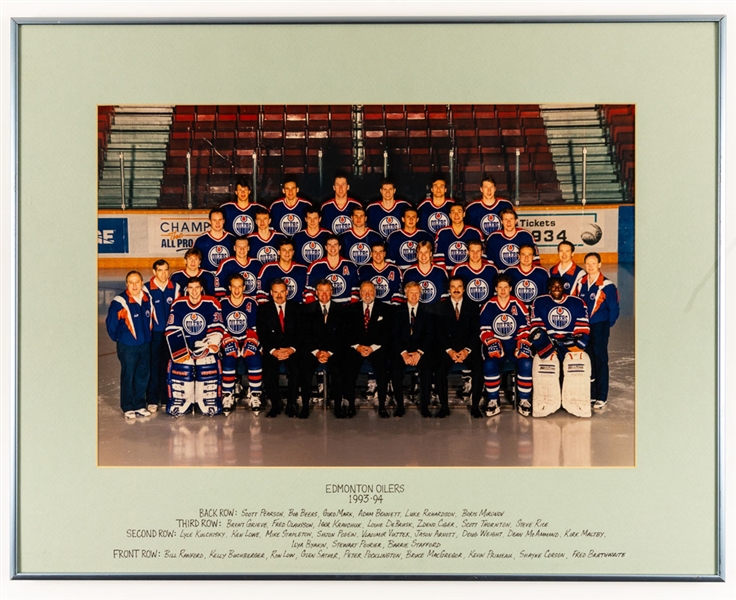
[601,105,634,203]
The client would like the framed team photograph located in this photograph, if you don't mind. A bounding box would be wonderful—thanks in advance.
[5,6,728,594]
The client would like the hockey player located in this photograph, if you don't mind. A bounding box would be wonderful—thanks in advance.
[304,235,359,304]
[214,236,262,298]
[170,248,216,297]
[433,202,484,272]
[256,240,308,304]
[417,176,453,235]
[385,207,433,271]
[505,244,550,308]
[479,274,533,417]
[219,176,267,236]
[269,177,313,236]
[485,207,539,271]
[339,206,382,266]
[321,174,362,235]
[401,240,449,305]
[143,260,180,412]
[247,207,287,265]
[220,273,262,414]
[549,240,585,293]
[193,208,236,272]
[292,206,331,266]
[464,176,514,238]
[366,178,411,238]
[164,276,225,417]
[572,252,620,409]
[451,239,499,305]
[358,241,403,305]
[106,271,154,419]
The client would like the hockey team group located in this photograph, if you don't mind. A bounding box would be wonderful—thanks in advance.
[105,174,620,422]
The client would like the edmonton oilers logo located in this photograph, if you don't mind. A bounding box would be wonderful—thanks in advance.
[399,241,418,262]
[428,211,449,233]
[302,241,324,263]
[500,243,520,267]
[257,246,278,264]
[379,216,400,237]
[283,277,298,300]
[493,313,517,337]
[480,214,502,235]
[166,297,173,305]
[332,215,352,234]
[515,280,538,303]
[327,274,347,296]
[549,306,572,329]
[371,276,389,299]
[448,241,468,264]
[419,280,436,303]
[233,215,255,236]
[209,245,230,267]
[227,311,248,335]
[349,243,371,265]
[242,272,258,295]
[183,312,206,335]
[467,278,490,302]
[280,214,302,236]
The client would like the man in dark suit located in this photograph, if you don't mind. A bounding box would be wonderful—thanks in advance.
[300,279,347,418]
[390,280,434,417]
[344,281,393,418]
[435,276,484,417]
[256,278,303,418]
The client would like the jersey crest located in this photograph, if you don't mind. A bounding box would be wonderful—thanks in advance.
[208,245,230,268]
[280,214,302,236]
[549,306,572,329]
[371,276,390,299]
[515,279,538,303]
[332,215,352,235]
[183,312,206,336]
[379,216,400,237]
[493,313,517,337]
[399,240,418,263]
[480,214,502,236]
[428,212,450,234]
[257,246,278,264]
[327,274,347,296]
[500,243,520,267]
[242,272,258,295]
[302,241,324,263]
[226,311,248,335]
[467,278,490,302]
[419,280,437,303]
[283,277,298,300]
[233,215,255,236]
[448,241,468,264]
[348,242,371,265]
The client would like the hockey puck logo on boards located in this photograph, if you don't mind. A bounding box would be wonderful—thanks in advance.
[480,214,502,236]
[183,312,206,336]
[493,313,517,338]
[428,212,449,234]
[371,276,389,299]
[242,272,258,295]
[327,274,347,297]
[302,241,324,264]
[280,214,302,236]
[379,216,400,238]
[233,215,255,236]
[227,311,248,335]
[419,280,436,303]
[257,246,278,264]
[548,306,572,330]
[448,241,468,265]
[283,277,298,300]
[332,215,352,235]
[515,279,538,303]
[500,244,520,267]
[208,245,230,268]
[467,278,490,302]
[399,241,418,263]
[349,243,371,265]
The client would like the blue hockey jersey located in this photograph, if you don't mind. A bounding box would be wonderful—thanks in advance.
[479,296,530,344]
[339,228,383,266]
[451,261,500,304]
[417,198,453,235]
[366,200,411,238]
[531,294,590,349]
[268,197,313,236]
[320,198,363,234]
[247,230,287,265]
[214,257,263,298]
[385,228,434,270]
[291,228,332,266]
[464,197,514,238]
[219,201,268,237]
[433,225,484,271]
[401,264,449,304]
[143,277,180,332]
[358,262,403,305]
[257,262,309,304]
[193,231,236,272]
[505,265,550,307]
[572,272,620,327]
[304,258,360,304]
[485,229,538,270]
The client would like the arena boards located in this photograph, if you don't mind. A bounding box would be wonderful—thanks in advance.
[4,6,730,599]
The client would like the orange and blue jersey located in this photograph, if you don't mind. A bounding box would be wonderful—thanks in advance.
[292,227,332,265]
[219,201,267,237]
[464,197,514,238]
[214,257,262,298]
[401,264,449,305]
[505,265,550,307]
[531,294,590,349]
[256,262,308,304]
[479,296,530,345]
[433,225,484,272]
[358,262,403,305]
[339,228,383,266]
[304,257,360,304]
[144,278,180,332]
[451,260,500,305]
[246,230,288,265]
[417,198,453,235]
[366,199,412,238]
[268,197,313,236]
[385,228,433,270]
[106,289,154,346]
[193,231,236,272]
[572,272,620,327]
[549,261,585,294]
[485,228,538,271]
[320,198,363,235]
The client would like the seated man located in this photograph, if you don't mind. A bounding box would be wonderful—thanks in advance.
[479,274,533,417]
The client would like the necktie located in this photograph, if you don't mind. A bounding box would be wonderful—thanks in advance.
[278,305,284,332]
[455,302,460,321]
[410,306,415,335]
[364,305,370,332]
[323,304,328,323]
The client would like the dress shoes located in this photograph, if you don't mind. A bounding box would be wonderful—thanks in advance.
[470,405,483,418]
[394,406,405,418]
[436,406,450,418]
[378,407,390,418]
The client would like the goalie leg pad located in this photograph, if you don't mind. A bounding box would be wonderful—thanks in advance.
[166,360,195,417]
[561,351,592,418]
[245,353,263,393]
[483,357,502,401]
[194,355,222,416]
[166,328,191,363]
[531,354,561,418]
[221,354,237,394]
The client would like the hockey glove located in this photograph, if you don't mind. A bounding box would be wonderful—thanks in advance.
[243,340,259,358]
[484,338,504,359]
[221,337,238,357]
[528,327,556,359]
[515,338,533,359]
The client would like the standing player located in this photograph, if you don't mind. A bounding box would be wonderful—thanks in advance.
[505,244,550,308]
[214,236,262,298]
[220,176,266,237]
[433,202,484,272]
[339,206,383,266]
[304,235,359,304]
[464,176,514,238]
[479,274,533,417]
[256,240,308,304]
[193,208,236,272]
[572,252,620,409]
[402,240,450,306]
[485,207,539,271]
[366,178,411,238]
[292,206,332,266]
[247,207,287,265]
[417,176,453,235]
[269,177,313,236]
[549,240,585,293]
[220,273,262,414]
[451,239,499,305]
[359,241,403,305]
[385,207,433,271]
[106,271,154,419]
[170,247,216,297]
[321,174,362,235]
[165,276,225,417]
[143,260,180,412]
